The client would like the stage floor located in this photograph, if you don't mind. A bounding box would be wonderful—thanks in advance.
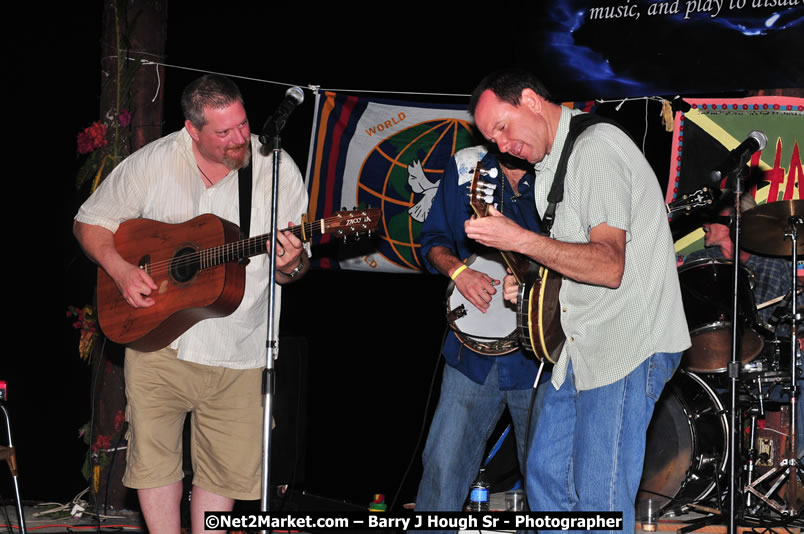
[2,496,801,534]
[2,502,145,533]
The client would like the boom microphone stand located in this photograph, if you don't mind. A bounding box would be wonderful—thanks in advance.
[705,131,767,534]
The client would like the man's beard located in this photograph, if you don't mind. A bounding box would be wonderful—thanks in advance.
[223,143,251,170]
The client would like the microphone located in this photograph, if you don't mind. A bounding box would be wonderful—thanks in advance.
[709,130,767,183]
[259,86,304,143]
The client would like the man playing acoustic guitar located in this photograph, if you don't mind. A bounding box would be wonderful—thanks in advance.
[465,69,690,533]
[73,75,309,534]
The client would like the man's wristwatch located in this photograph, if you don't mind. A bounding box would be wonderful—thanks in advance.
[279,257,304,279]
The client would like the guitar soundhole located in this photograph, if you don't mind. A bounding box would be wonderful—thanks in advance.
[171,247,200,284]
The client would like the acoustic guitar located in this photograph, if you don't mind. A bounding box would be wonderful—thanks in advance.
[97,209,380,352]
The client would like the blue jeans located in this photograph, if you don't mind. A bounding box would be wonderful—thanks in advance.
[413,361,546,532]
[526,352,681,533]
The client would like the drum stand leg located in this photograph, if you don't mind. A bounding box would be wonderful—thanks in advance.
[745,414,759,510]
[743,399,801,516]
[744,458,799,515]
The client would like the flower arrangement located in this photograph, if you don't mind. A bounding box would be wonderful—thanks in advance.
[66,305,98,362]
[74,108,134,192]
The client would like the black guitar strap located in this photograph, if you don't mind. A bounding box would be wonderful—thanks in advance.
[541,114,630,236]
[237,142,253,239]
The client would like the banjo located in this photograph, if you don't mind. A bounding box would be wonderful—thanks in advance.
[445,251,520,355]
[445,163,564,362]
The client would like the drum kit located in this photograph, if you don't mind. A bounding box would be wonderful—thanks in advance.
[638,200,804,527]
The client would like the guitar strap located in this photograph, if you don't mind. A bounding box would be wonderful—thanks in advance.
[541,114,630,235]
[237,142,253,239]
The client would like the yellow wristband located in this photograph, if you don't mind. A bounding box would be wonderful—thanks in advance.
[450,264,468,280]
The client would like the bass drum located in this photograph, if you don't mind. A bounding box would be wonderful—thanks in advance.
[638,370,728,513]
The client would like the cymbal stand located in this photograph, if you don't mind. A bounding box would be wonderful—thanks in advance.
[744,216,801,516]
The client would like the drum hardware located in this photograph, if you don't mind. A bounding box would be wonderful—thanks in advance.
[745,458,801,515]
[744,413,760,509]
[741,203,804,518]
[669,194,804,526]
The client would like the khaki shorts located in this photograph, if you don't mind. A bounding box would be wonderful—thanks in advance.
[122,347,264,500]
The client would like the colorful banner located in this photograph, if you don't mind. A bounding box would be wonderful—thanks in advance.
[305,91,477,273]
[305,91,597,273]
[666,96,804,257]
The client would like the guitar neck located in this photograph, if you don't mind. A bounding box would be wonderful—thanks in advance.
[197,208,380,269]
[470,203,532,285]
[499,250,532,285]
[202,219,321,269]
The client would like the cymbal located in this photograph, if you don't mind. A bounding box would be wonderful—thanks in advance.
[742,200,804,256]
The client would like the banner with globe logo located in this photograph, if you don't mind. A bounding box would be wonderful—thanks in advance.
[305,91,478,273]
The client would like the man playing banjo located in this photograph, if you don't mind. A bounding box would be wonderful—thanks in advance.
[411,144,549,526]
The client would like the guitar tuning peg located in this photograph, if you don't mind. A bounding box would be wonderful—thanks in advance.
[479,167,499,178]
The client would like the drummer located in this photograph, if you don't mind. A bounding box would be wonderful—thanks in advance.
[684,190,802,458]
[686,191,790,328]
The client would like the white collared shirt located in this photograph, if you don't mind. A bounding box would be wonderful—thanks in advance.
[76,129,309,369]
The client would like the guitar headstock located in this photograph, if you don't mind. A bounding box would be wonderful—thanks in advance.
[322,208,382,240]
[667,186,717,215]
[469,162,499,219]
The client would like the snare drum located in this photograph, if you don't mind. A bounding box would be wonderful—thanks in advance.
[679,258,763,373]
[445,252,518,355]
[638,370,728,513]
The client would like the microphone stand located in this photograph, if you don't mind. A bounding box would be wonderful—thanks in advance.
[785,219,800,515]
[726,165,747,534]
[259,133,283,526]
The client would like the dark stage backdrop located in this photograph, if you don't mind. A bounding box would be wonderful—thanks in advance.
[27,0,801,512]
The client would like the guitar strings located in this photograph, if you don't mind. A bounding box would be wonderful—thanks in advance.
[137,214,356,277]
[141,223,309,276]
